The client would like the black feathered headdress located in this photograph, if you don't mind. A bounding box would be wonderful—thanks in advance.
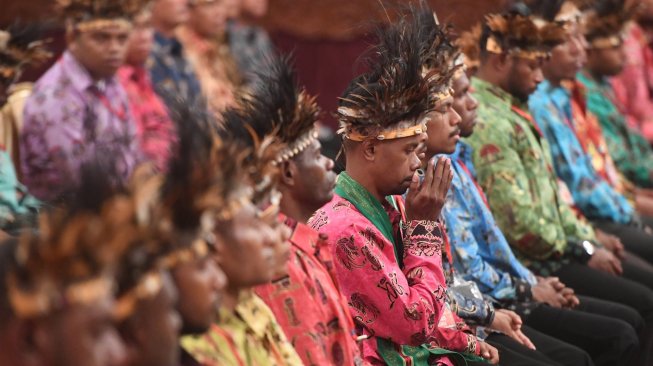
[337,12,435,142]
[0,22,50,82]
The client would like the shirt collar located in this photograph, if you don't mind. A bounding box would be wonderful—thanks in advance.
[154,32,183,56]
[61,51,119,93]
[471,77,515,112]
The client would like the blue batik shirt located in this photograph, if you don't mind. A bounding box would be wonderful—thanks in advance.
[441,142,537,304]
[147,32,203,107]
[529,81,634,224]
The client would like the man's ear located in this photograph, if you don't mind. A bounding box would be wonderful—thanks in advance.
[280,160,296,187]
[362,139,377,162]
[494,53,511,74]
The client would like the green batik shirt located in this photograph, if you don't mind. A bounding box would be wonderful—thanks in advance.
[465,78,595,276]
[577,71,653,188]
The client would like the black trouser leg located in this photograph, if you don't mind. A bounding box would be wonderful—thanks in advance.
[594,220,653,264]
[521,302,640,366]
[485,331,564,366]
[552,263,653,366]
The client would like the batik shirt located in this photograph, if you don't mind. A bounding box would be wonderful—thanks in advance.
[566,81,628,194]
[310,181,479,366]
[228,21,274,85]
[441,142,537,304]
[577,71,653,189]
[147,32,203,107]
[20,51,141,202]
[118,65,175,172]
[611,22,653,141]
[181,291,303,366]
[465,78,595,275]
[255,216,365,366]
[529,81,634,224]
[177,27,242,116]
[0,147,39,232]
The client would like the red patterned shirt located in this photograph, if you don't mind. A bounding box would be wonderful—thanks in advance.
[309,195,479,366]
[255,216,366,365]
[118,65,176,172]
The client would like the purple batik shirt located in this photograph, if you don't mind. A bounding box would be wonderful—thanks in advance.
[21,51,142,202]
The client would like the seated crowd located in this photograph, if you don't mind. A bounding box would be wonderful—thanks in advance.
[2,0,653,365]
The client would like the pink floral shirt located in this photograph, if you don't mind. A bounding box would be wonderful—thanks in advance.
[310,194,479,366]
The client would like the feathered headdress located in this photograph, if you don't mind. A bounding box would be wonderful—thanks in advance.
[337,13,434,142]
[457,23,482,72]
[239,55,321,165]
[481,3,564,59]
[411,3,461,101]
[584,0,636,49]
[526,0,581,47]
[56,0,150,31]
[161,98,252,257]
[6,159,136,319]
[0,22,51,82]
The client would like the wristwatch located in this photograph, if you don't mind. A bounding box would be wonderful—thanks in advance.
[581,240,596,256]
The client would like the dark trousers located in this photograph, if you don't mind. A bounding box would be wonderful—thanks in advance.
[553,263,653,366]
[484,326,593,366]
[595,219,653,265]
[517,297,641,366]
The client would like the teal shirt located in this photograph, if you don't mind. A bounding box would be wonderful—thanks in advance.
[577,71,653,188]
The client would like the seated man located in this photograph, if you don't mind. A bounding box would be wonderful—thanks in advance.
[466,4,653,365]
[310,15,496,366]
[148,0,203,106]
[610,0,653,142]
[0,22,47,233]
[444,42,643,366]
[0,179,130,366]
[236,55,365,365]
[118,7,175,172]
[21,0,142,202]
[174,101,301,365]
[578,0,653,190]
[157,101,235,366]
[528,0,653,272]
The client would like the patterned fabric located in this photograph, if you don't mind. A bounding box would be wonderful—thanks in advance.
[181,291,303,366]
[309,172,480,366]
[254,216,365,366]
[20,52,141,202]
[177,27,244,116]
[0,82,32,177]
[465,78,595,276]
[441,143,537,304]
[566,81,627,193]
[611,22,653,141]
[117,65,175,172]
[0,147,39,231]
[227,21,274,86]
[529,81,634,224]
[147,32,203,107]
[577,71,653,189]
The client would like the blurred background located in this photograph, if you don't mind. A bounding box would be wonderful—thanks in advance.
[1,0,509,163]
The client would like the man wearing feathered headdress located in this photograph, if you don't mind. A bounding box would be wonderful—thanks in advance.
[20,0,146,203]
[579,0,653,190]
[529,0,653,273]
[180,59,310,365]
[218,54,366,365]
[305,7,500,365]
[611,0,653,143]
[0,161,137,366]
[467,2,652,365]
